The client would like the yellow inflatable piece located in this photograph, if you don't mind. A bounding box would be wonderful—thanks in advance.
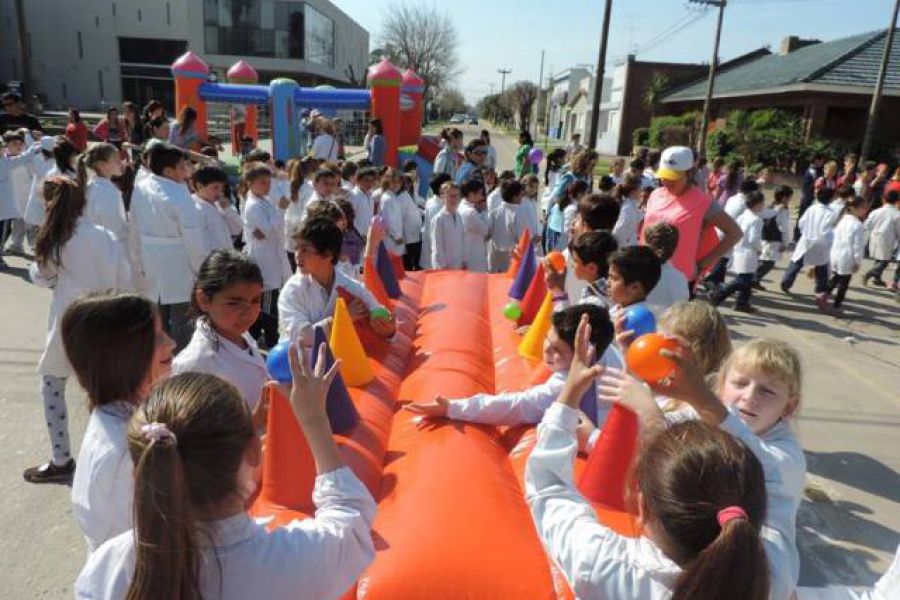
[518,292,553,362]
[330,297,375,387]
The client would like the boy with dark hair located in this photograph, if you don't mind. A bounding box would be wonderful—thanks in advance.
[458,178,490,272]
[863,190,900,289]
[340,161,358,191]
[607,245,662,320]
[406,304,615,428]
[349,166,378,236]
[191,165,241,254]
[130,142,207,351]
[712,191,766,312]
[279,217,394,344]
[489,179,527,272]
[547,231,618,311]
[644,221,689,314]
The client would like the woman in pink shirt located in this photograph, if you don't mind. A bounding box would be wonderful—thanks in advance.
[642,146,743,286]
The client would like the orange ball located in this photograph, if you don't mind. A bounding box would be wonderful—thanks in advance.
[625,333,679,383]
[546,251,566,273]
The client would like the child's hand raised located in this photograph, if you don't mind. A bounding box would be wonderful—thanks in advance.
[404,396,449,418]
[284,342,341,426]
[557,314,604,410]
[543,257,566,293]
[652,338,727,425]
[598,367,665,435]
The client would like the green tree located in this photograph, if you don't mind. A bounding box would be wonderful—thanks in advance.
[643,72,670,119]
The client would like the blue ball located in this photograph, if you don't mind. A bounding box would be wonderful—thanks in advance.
[624,305,657,338]
[266,341,293,383]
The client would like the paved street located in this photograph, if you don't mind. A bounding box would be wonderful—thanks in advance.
[0,125,898,598]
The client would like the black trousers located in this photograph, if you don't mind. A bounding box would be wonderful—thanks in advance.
[404,242,422,271]
[755,260,776,283]
[720,273,754,306]
[828,273,851,308]
[250,288,280,350]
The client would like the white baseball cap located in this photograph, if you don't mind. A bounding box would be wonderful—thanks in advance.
[657,146,695,181]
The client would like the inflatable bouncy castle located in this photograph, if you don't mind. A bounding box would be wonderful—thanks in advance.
[248,237,644,599]
[169,52,425,165]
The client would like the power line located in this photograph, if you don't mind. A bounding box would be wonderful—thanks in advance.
[630,7,711,57]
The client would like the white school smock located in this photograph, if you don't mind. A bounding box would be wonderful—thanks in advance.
[173,319,267,410]
[0,144,38,221]
[399,190,423,244]
[791,203,836,266]
[433,147,458,179]
[278,269,381,344]
[193,194,241,255]
[32,219,133,377]
[419,196,443,270]
[86,177,128,241]
[489,202,526,273]
[129,174,207,304]
[864,205,900,261]
[830,215,865,276]
[9,152,32,216]
[348,185,374,238]
[520,196,542,241]
[526,403,799,600]
[796,543,900,600]
[458,199,490,273]
[431,207,465,270]
[562,248,589,308]
[487,188,503,213]
[761,206,791,262]
[612,197,644,248]
[71,401,135,553]
[243,191,291,292]
[284,180,313,251]
[730,210,763,274]
[647,261,689,315]
[23,153,54,226]
[75,466,377,600]
[378,190,406,255]
[311,133,339,162]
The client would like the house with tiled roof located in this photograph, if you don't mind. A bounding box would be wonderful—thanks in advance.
[661,30,900,151]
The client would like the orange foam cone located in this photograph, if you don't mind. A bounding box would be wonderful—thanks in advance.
[329,297,374,387]
[363,256,394,311]
[259,385,316,511]
[518,292,553,362]
[577,405,638,511]
[505,229,532,278]
[517,262,548,327]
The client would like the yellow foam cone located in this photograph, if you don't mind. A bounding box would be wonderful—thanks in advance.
[518,293,553,362]
[329,297,375,387]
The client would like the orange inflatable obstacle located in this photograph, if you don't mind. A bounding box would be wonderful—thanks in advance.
[249,269,641,599]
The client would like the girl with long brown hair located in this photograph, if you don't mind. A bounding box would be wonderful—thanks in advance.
[76,345,377,600]
[527,315,796,600]
[23,178,133,483]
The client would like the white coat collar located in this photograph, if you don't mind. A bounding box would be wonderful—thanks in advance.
[196,319,266,371]
[196,513,256,549]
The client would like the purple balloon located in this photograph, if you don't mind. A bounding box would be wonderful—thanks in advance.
[528,147,544,165]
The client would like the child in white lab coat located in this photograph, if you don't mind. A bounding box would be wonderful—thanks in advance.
[457,178,490,273]
[400,173,423,271]
[377,168,406,258]
[0,133,39,266]
[284,157,316,271]
[827,196,868,312]
[174,249,269,413]
[23,177,133,484]
[75,360,377,600]
[129,143,207,352]
[431,181,465,270]
[547,230,619,311]
[22,136,57,239]
[242,163,291,350]
[419,173,451,270]
[520,174,543,251]
[406,304,614,427]
[2,130,33,254]
[63,293,175,551]
[526,315,791,600]
[489,179,527,273]
[862,190,900,288]
[191,166,241,255]
[781,187,836,309]
[612,175,644,248]
[278,217,395,345]
[644,221,689,315]
[348,166,377,241]
[79,143,128,244]
[755,185,793,288]
[711,190,765,312]
[606,245,662,322]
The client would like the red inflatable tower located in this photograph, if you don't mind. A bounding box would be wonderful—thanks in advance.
[400,69,425,147]
[226,60,259,155]
[367,59,402,167]
[170,51,210,139]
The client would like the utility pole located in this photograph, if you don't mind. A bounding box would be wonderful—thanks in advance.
[543,72,553,149]
[587,0,613,150]
[497,68,512,95]
[860,0,899,162]
[13,0,36,112]
[534,50,545,136]
[691,0,727,159]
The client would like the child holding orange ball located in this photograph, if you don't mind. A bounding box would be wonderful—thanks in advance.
[545,231,619,311]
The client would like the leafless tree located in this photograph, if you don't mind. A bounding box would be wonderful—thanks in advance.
[379,3,460,105]
[505,81,539,131]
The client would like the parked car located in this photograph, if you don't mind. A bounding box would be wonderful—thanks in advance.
[449,113,466,124]
[467,116,478,125]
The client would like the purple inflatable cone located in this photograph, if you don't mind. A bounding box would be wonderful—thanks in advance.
[376,242,401,299]
[313,325,359,434]
[508,243,537,301]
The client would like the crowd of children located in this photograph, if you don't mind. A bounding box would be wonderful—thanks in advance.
[1,114,898,600]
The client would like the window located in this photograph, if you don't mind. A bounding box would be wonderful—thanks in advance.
[62,81,68,99]
[304,5,334,67]
[10,58,17,79]
[119,38,187,64]
[137,8,142,21]
[96,16,100,28]
[77,31,84,59]
[98,70,105,98]
[203,0,305,60]
[166,2,171,25]
[112,3,116,17]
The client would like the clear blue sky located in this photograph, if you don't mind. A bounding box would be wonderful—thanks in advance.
[331,0,899,103]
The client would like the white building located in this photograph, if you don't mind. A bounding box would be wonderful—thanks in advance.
[0,0,369,111]
[546,67,612,146]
